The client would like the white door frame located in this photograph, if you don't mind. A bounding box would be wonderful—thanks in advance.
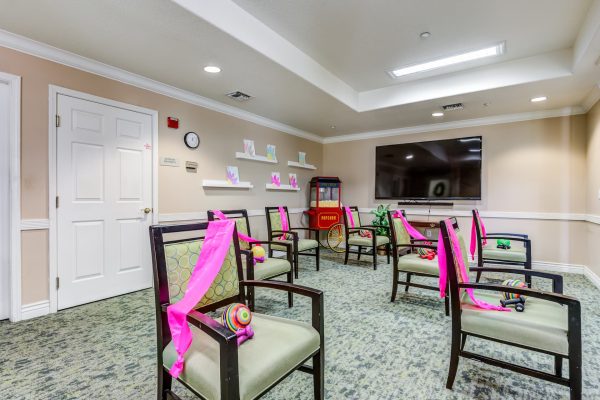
[0,71,21,322]
[48,85,158,314]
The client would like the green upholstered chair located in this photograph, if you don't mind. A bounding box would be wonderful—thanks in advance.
[150,222,325,400]
[265,206,320,279]
[207,209,294,311]
[472,208,533,286]
[387,210,448,314]
[440,217,582,400]
[342,206,390,270]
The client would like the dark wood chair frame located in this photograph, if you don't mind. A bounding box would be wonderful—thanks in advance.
[150,222,325,400]
[341,206,390,270]
[207,209,294,311]
[387,210,449,314]
[265,206,320,279]
[472,209,533,286]
[440,217,582,400]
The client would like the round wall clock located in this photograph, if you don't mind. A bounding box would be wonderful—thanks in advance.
[184,132,200,149]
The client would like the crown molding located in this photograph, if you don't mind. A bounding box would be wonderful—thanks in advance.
[581,83,600,112]
[322,106,586,144]
[0,28,323,144]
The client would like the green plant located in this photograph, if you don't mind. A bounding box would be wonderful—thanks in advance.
[371,204,390,236]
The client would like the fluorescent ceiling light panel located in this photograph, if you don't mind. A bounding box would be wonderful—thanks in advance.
[530,96,547,102]
[432,112,444,117]
[390,43,505,78]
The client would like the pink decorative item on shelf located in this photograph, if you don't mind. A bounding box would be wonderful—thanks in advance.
[289,173,298,188]
[271,172,281,187]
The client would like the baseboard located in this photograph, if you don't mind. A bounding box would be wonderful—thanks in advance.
[531,261,587,274]
[584,267,600,290]
[21,300,50,320]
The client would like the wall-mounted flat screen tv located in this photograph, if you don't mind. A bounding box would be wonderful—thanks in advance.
[375,136,482,200]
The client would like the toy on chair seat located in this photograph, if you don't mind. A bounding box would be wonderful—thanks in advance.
[496,239,511,250]
[416,247,436,260]
[499,279,526,312]
[251,245,266,264]
[222,303,255,345]
[359,230,372,238]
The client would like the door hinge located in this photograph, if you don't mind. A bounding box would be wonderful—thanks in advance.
[55,114,61,127]
[55,196,59,208]
[56,277,60,290]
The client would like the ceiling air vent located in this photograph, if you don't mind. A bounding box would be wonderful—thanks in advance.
[226,91,252,101]
[442,102,464,111]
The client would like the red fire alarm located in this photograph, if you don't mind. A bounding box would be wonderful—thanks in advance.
[167,117,179,129]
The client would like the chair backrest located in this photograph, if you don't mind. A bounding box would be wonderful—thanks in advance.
[149,222,245,350]
[265,206,291,239]
[386,209,411,247]
[439,217,471,294]
[207,209,252,250]
[342,206,361,233]
[471,208,484,256]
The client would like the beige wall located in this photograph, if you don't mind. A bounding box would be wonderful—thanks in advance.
[323,116,589,266]
[586,100,600,276]
[0,46,321,305]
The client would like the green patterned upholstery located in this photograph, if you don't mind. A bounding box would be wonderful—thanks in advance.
[271,239,319,252]
[348,235,390,247]
[391,217,411,246]
[268,210,293,240]
[232,217,251,250]
[482,243,527,263]
[397,254,439,276]
[249,258,291,280]
[350,211,360,227]
[164,240,239,307]
[163,313,320,400]
[461,290,568,355]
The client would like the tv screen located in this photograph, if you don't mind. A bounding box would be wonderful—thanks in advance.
[375,136,482,200]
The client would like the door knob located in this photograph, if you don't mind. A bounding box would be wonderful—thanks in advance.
[142,207,152,214]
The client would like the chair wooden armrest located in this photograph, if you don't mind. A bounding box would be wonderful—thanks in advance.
[482,236,530,244]
[486,232,529,239]
[361,224,389,233]
[349,227,376,234]
[241,280,324,333]
[457,282,579,308]
[249,240,293,258]
[411,239,438,243]
[160,304,238,344]
[270,230,298,241]
[396,243,437,251]
[468,267,563,293]
[289,227,319,239]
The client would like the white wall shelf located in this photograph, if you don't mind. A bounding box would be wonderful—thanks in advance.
[288,161,317,170]
[266,184,300,191]
[202,180,253,189]
[235,152,278,164]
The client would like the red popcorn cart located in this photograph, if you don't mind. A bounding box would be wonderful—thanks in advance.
[303,177,346,252]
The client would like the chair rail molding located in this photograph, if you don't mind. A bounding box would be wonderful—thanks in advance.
[159,208,308,223]
[20,219,51,230]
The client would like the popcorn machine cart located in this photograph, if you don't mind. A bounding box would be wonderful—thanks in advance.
[305,177,345,251]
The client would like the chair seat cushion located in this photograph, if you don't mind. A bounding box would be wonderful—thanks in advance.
[271,238,319,252]
[461,290,568,355]
[482,243,527,263]
[396,253,439,276]
[249,257,291,280]
[348,235,390,247]
[163,313,320,400]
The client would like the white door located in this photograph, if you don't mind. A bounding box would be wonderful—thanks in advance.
[56,93,154,310]
[0,82,9,320]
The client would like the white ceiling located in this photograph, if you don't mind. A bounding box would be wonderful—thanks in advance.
[0,0,599,139]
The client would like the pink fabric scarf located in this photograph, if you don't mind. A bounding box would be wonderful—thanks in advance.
[469,210,488,261]
[392,210,428,241]
[167,219,236,378]
[211,210,258,244]
[278,206,289,240]
[344,206,356,228]
[437,219,509,311]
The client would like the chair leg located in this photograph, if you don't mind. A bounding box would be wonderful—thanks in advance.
[313,351,324,400]
[460,333,467,350]
[287,272,294,307]
[391,263,399,302]
[446,330,461,389]
[357,245,362,260]
[569,339,582,400]
[344,246,349,265]
[315,246,320,272]
[525,260,532,288]
[158,367,172,400]
[475,270,482,283]
[554,355,562,378]
[248,286,256,312]
[445,293,450,317]
[294,246,299,279]
[386,244,391,264]
[405,273,412,292]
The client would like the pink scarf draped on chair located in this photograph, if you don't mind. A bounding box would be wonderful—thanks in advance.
[167,219,236,378]
[278,206,289,240]
[344,206,356,228]
[392,210,428,241]
[212,210,258,245]
[469,210,487,260]
[437,219,509,311]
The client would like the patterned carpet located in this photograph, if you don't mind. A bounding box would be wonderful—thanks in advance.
[1,251,599,400]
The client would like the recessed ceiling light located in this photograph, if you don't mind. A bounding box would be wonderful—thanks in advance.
[406,154,414,159]
[204,65,221,73]
[389,42,505,78]
[420,32,431,39]
[432,112,444,117]
[530,96,547,103]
